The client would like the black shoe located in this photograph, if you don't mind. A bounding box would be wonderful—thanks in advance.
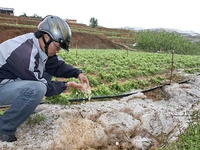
[0,132,17,142]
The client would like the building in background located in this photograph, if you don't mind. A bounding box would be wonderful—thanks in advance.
[66,19,77,24]
[0,7,14,15]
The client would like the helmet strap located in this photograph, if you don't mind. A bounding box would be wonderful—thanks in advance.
[42,34,53,56]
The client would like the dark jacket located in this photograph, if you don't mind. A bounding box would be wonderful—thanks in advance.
[0,33,82,96]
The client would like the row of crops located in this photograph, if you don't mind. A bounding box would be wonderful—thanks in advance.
[0,14,134,39]
[46,49,200,104]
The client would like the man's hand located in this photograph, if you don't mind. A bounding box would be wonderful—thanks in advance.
[66,74,91,100]
[65,73,90,91]
[77,73,90,87]
[65,82,84,90]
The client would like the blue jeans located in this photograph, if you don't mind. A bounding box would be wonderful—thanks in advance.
[0,80,47,135]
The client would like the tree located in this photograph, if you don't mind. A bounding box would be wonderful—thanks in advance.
[19,12,27,17]
[31,13,42,18]
[90,17,98,28]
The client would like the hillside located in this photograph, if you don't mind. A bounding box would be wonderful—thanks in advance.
[129,27,200,44]
[0,14,135,50]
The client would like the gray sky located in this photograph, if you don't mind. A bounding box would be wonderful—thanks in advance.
[2,0,200,33]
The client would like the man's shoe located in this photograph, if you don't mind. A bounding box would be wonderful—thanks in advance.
[0,132,17,142]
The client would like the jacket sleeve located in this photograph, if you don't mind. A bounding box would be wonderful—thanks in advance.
[45,81,67,97]
[7,55,68,97]
[4,45,69,97]
[45,55,82,78]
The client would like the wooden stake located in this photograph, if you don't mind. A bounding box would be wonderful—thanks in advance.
[170,49,174,84]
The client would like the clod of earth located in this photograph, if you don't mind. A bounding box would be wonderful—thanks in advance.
[0,74,200,149]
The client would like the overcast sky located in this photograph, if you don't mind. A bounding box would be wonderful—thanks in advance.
[2,0,200,33]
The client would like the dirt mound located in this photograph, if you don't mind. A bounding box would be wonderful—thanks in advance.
[0,25,35,42]
[0,24,119,49]
[71,32,119,49]
[0,14,135,50]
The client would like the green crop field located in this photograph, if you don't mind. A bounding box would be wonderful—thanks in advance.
[45,49,200,104]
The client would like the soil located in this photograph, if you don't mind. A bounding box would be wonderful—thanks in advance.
[0,25,122,49]
[0,25,121,49]
[0,14,133,50]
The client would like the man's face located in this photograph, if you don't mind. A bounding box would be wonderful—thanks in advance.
[48,41,61,56]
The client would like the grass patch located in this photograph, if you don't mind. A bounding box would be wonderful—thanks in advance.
[158,110,200,149]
